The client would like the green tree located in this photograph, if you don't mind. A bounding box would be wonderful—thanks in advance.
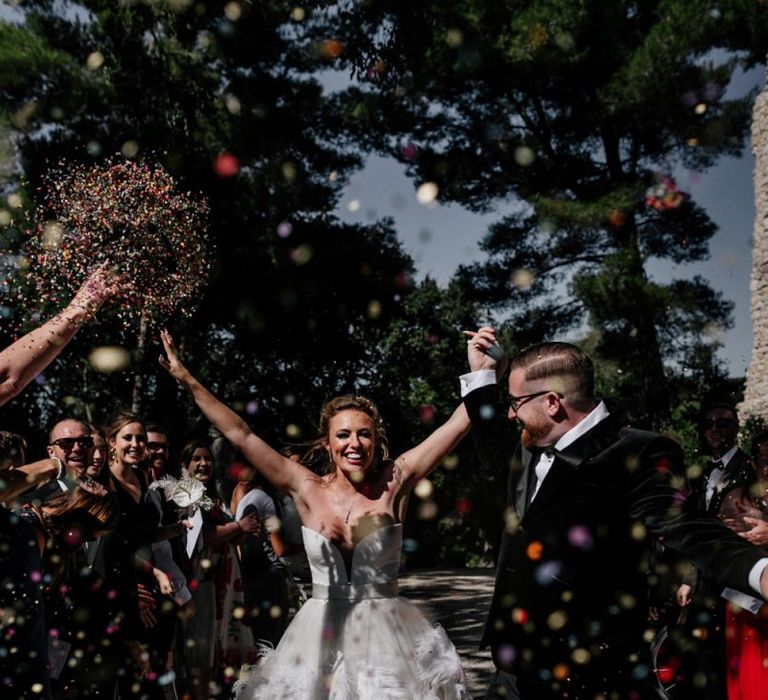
[318,0,768,426]
[0,1,419,450]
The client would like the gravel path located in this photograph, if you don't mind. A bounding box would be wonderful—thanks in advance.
[399,568,496,699]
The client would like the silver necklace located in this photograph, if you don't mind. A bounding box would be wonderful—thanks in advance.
[344,492,359,524]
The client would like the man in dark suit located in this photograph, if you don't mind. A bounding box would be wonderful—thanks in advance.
[462,329,768,699]
[675,403,755,698]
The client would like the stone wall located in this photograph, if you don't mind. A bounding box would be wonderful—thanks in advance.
[741,72,768,424]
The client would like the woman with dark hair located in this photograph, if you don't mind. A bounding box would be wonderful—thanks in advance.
[86,425,109,485]
[160,331,471,698]
[0,431,27,470]
[175,439,260,700]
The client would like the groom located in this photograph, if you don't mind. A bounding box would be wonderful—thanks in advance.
[462,329,768,699]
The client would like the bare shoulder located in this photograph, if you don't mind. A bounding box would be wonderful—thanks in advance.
[297,472,329,500]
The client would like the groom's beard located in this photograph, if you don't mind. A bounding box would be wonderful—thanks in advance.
[520,414,552,449]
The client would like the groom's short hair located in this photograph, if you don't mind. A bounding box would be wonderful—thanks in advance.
[511,342,595,408]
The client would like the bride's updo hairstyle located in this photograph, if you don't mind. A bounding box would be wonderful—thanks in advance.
[304,395,390,475]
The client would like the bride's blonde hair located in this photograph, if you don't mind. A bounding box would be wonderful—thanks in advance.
[303,395,390,474]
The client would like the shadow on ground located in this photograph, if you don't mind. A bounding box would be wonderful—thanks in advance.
[400,568,495,699]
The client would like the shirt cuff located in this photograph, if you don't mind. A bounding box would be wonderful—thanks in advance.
[748,558,768,595]
[459,370,497,397]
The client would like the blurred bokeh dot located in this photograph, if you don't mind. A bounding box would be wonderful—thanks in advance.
[121,141,139,158]
[224,2,242,21]
[417,500,438,519]
[367,300,382,319]
[403,537,419,553]
[225,95,241,114]
[86,51,104,70]
[290,244,313,264]
[442,454,459,470]
[547,610,568,631]
[416,181,438,205]
[446,29,463,47]
[511,267,535,291]
[89,346,130,373]
[514,146,535,166]
[414,479,433,498]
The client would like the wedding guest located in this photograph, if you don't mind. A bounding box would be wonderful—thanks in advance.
[234,476,291,647]
[14,484,118,698]
[0,265,123,700]
[722,431,768,699]
[20,419,96,504]
[86,425,109,484]
[0,431,27,470]
[676,403,754,699]
[95,412,185,698]
[174,439,260,700]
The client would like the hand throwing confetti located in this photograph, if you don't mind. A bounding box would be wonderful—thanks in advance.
[26,156,210,327]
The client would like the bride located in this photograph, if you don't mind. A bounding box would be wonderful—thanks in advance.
[159,330,473,699]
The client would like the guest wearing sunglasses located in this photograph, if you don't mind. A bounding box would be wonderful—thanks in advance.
[19,419,96,505]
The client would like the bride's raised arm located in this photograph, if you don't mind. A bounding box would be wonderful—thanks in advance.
[393,326,507,485]
[159,330,309,496]
[393,403,471,486]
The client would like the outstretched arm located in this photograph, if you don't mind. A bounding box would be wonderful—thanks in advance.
[159,330,309,496]
[392,327,507,485]
[394,403,471,485]
[0,266,121,407]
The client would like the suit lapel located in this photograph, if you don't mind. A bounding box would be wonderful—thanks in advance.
[515,448,535,517]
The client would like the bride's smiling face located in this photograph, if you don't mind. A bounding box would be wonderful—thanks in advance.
[326,410,376,476]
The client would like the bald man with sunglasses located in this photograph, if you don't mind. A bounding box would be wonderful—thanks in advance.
[19,419,96,505]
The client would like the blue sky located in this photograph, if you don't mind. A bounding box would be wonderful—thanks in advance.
[336,63,766,378]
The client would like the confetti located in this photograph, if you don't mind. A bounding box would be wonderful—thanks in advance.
[24,156,210,328]
[645,175,687,212]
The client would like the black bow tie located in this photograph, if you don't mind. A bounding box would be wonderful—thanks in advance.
[706,459,724,478]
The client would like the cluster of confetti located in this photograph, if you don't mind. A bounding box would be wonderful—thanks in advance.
[25,157,210,327]
[645,175,687,212]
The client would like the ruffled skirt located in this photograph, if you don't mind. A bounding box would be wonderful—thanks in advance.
[234,595,468,699]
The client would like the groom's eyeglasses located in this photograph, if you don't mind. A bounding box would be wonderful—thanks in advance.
[48,437,94,450]
[508,390,564,412]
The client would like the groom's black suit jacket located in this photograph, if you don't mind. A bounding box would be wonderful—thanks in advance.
[466,385,765,695]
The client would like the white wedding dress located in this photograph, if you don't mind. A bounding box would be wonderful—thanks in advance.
[234,523,468,699]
